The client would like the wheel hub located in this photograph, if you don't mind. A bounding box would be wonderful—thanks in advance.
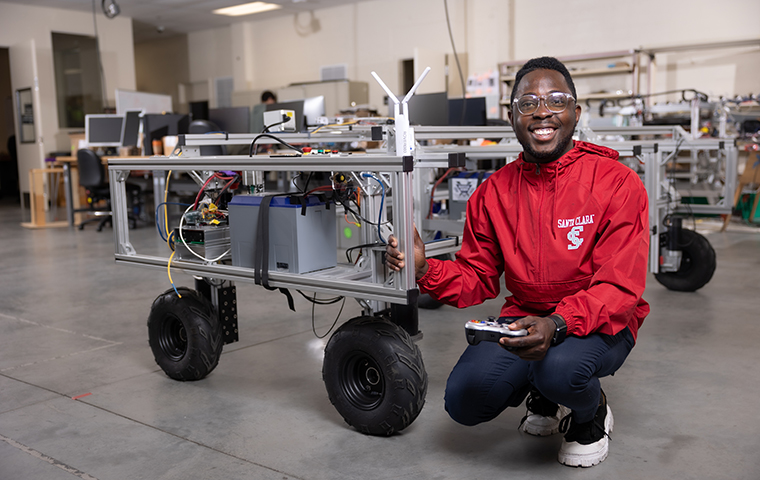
[159,315,187,361]
[341,352,385,410]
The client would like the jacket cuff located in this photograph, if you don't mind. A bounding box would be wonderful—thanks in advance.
[553,306,577,336]
[416,258,440,289]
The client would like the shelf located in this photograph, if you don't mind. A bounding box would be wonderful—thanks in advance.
[500,66,632,83]
[497,50,642,121]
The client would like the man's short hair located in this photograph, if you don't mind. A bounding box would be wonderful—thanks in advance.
[261,90,277,103]
[510,57,577,105]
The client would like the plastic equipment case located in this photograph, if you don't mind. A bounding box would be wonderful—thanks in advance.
[448,171,491,221]
[229,194,337,273]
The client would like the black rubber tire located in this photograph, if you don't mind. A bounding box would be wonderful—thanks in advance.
[417,293,444,310]
[654,229,716,292]
[323,316,427,436]
[148,287,223,380]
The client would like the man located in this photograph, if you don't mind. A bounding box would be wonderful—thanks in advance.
[261,90,277,105]
[385,56,649,467]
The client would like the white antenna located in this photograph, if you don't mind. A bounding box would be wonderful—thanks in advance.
[371,67,431,157]
[402,67,430,104]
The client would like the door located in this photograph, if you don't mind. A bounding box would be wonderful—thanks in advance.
[10,39,46,204]
[413,48,446,95]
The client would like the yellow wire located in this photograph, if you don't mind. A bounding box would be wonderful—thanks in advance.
[309,119,359,135]
[164,170,180,297]
[164,170,172,248]
[168,250,181,298]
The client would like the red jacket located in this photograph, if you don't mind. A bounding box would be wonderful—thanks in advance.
[418,141,650,341]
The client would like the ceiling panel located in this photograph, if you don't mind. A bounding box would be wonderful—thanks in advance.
[1,0,373,42]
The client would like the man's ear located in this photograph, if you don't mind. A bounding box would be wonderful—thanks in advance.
[507,109,513,126]
[575,104,582,124]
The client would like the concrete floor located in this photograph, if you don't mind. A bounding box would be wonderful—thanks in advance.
[1,200,759,480]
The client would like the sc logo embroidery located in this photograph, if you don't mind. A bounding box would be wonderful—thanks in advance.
[567,226,584,250]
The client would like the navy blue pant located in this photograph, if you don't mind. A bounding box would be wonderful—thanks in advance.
[445,327,635,425]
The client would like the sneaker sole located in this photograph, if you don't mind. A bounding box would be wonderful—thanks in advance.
[558,405,614,468]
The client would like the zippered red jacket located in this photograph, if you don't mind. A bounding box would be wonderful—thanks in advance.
[418,141,650,341]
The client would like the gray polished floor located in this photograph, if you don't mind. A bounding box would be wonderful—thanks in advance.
[1,200,759,480]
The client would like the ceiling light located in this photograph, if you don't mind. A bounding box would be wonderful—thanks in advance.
[213,2,282,16]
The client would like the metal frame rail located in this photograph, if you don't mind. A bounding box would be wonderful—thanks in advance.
[109,153,430,307]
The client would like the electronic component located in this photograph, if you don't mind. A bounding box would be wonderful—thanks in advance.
[263,110,296,132]
[174,225,231,261]
[229,194,336,274]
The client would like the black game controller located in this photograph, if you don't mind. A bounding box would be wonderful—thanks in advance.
[465,316,528,345]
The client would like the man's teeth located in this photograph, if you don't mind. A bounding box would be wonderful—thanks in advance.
[534,128,554,135]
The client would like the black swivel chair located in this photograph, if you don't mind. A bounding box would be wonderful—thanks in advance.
[76,148,142,231]
[189,119,227,156]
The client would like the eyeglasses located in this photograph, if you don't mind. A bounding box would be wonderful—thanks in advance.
[512,92,575,115]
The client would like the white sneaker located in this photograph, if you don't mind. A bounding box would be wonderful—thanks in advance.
[518,390,571,436]
[558,391,614,468]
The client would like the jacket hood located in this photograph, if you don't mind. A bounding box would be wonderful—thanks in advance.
[517,140,620,170]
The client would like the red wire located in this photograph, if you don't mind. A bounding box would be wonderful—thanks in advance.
[193,173,234,209]
[428,168,459,219]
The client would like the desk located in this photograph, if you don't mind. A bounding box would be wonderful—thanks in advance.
[54,155,152,228]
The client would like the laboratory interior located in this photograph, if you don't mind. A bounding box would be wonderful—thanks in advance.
[0,0,759,478]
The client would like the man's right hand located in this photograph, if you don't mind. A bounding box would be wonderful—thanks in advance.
[385,227,429,281]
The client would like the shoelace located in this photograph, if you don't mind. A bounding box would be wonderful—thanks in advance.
[517,391,559,431]
[558,413,612,442]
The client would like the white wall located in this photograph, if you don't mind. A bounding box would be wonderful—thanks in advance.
[0,3,135,192]
[186,0,759,117]
[512,0,760,100]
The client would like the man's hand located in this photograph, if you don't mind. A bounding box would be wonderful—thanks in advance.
[385,227,428,281]
[498,316,556,361]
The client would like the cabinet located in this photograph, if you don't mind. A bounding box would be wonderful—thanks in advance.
[498,50,642,120]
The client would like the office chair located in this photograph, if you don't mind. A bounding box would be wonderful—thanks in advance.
[189,120,227,156]
[76,148,142,231]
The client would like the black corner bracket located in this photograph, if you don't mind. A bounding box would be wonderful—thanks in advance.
[402,155,414,172]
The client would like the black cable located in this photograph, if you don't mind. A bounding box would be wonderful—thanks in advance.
[443,0,467,126]
[262,114,292,134]
[345,242,383,263]
[248,133,303,157]
[213,174,239,206]
[339,198,387,227]
[297,290,343,305]
[311,294,346,339]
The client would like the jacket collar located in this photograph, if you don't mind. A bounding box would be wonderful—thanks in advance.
[516,140,619,171]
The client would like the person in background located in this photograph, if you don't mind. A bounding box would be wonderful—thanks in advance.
[385,56,650,468]
[261,91,277,105]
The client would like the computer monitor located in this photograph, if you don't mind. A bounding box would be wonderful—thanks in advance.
[265,100,305,132]
[208,107,250,133]
[448,97,487,126]
[407,92,448,126]
[142,113,190,155]
[121,110,142,147]
[85,114,124,147]
[302,96,326,127]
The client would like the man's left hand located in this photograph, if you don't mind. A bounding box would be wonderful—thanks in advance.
[498,316,556,360]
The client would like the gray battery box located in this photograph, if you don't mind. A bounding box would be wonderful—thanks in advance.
[229,194,337,274]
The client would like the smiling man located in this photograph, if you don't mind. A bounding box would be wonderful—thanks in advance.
[385,57,650,467]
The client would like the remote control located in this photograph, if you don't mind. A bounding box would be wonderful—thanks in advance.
[465,317,528,345]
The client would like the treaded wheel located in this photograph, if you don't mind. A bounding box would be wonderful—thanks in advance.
[654,229,716,292]
[323,316,427,436]
[148,287,223,380]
